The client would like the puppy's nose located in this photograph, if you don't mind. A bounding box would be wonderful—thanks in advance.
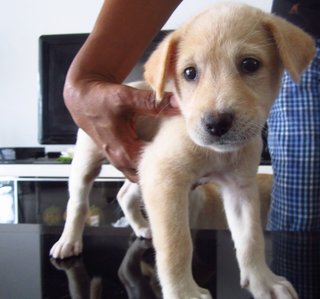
[202,112,234,137]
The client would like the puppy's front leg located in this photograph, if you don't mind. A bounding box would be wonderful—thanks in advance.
[140,172,211,299]
[221,179,298,299]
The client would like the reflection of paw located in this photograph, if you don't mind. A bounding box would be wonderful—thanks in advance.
[163,284,212,299]
[128,238,152,253]
[190,287,212,299]
[50,237,83,259]
[50,256,80,270]
[242,268,298,299]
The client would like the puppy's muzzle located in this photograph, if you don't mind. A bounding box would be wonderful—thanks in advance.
[201,112,234,137]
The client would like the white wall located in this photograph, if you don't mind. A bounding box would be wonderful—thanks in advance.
[0,0,271,152]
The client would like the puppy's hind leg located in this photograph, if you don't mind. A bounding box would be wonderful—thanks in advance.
[117,180,152,239]
[50,129,105,259]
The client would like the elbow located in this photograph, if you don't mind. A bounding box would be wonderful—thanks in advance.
[63,73,91,127]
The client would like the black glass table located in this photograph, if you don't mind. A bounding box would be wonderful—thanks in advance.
[0,224,319,299]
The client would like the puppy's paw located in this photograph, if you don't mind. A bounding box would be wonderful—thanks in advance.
[242,268,298,299]
[190,287,212,299]
[50,256,80,270]
[50,237,83,259]
[134,225,152,239]
[163,285,212,299]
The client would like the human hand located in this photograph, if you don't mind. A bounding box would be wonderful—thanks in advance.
[65,81,179,182]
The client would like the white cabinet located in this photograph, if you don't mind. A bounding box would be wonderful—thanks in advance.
[0,163,125,224]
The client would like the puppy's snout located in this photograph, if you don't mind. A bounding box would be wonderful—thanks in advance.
[202,112,234,137]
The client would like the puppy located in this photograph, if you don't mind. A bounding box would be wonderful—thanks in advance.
[138,4,314,299]
[51,3,315,299]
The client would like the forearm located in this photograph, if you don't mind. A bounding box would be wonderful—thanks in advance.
[66,0,182,86]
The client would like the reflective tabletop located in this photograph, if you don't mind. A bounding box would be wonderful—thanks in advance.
[0,224,319,299]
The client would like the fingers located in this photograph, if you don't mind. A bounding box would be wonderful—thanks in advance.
[106,152,139,183]
[122,169,138,183]
[103,134,143,183]
[103,132,139,179]
[105,151,139,183]
[125,86,180,116]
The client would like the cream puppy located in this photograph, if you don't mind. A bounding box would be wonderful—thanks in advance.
[51,3,315,299]
[139,4,314,299]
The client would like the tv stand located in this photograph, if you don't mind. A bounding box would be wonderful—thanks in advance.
[0,161,125,224]
[0,159,124,179]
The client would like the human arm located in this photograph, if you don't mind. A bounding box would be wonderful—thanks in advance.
[64,0,182,181]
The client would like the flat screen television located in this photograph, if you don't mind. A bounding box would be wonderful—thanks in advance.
[38,31,171,144]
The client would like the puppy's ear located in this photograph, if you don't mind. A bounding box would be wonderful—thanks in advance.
[264,15,315,82]
[144,32,178,102]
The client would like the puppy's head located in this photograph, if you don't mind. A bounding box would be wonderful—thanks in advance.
[144,3,315,152]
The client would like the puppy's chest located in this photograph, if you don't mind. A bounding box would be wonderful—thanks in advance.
[195,174,217,186]
[192,155,239,188]
[193,171,228,189]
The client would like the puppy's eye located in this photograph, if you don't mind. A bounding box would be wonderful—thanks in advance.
[183,67,198,81]
[240,58,260,74]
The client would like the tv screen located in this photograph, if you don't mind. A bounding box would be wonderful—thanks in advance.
[38,31,171,144]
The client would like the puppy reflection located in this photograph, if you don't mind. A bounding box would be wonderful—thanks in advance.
[118,238,161,299]
[50,234,216,299]
[50,238,160,299]
[51,257,102,299]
